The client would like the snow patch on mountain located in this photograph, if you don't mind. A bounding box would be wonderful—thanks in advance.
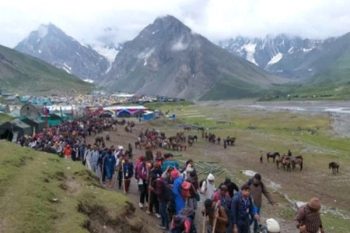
[171,37,189,51]
[267,53,283,66]
[137,48,155,66]
[242,43,258,66]
[303,48,314,53]
[83,79,94,83]
[93,45,119,64]
[62,63,72,74]
[288,47,294,54]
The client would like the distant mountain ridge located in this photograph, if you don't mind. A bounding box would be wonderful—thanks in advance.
[101,15,284,100]
[15,24,110,81]
[0,44,91,95]
[219,35,324,78]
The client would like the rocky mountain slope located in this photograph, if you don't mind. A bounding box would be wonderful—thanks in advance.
[15,24,109,82]
[101,15,284,100]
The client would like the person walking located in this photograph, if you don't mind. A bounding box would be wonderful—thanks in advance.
[135,156,149,208]
[231,184,259,233]
[246,173,274,233]
[204,198,228,233]
[121,157,133,193]
[200,173,216,199]
[63,144,72,159]
[295,197,325,233]
[103,149,116,188]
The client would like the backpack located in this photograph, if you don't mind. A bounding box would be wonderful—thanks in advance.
[181,180,192,199]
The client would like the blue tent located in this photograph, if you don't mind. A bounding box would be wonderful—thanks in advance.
[117,109,131,118]
[143,111,155,121]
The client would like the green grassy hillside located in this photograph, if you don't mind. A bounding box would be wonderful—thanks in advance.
[0,141,145,233]
[0,45,92,95]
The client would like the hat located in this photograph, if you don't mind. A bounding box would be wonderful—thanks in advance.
[207,173,215,181]
[308,197,321,211]
[266,218,280,233]
[118,145,124,150]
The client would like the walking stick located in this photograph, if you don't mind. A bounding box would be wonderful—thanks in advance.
[122,160,126,194]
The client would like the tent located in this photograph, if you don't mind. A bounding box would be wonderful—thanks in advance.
[0,119,31,141]
[20,117,46,134]
[143,111,155,121]
[117,109,131,118]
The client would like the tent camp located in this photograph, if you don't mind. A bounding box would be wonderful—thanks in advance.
[20,117,46,134]
[20,103,42,120]
[0,119,31,141]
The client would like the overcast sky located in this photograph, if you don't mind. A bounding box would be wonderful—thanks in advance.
[1,0,350,47]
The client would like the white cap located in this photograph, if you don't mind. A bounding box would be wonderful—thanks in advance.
[207,173,215,181]
[118,145,124,150]
[266,218,280,233]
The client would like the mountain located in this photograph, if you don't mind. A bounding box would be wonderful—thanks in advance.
[291,33,350,99]
[219,35,324,78]
[0,44,91,95]
[101,15,284,100]
[15,24,109,81]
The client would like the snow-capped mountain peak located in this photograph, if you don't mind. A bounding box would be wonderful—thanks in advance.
[219,34,324,78]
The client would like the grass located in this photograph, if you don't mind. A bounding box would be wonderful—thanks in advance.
[0,141,132,233]
[0,113,13,124]
[0,45,92,95]
[144,101,193,110]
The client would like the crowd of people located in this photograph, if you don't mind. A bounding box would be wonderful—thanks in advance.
[12,116,325,233]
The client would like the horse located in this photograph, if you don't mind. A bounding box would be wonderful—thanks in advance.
[282,156,292,171]
[291,155,303,171]
[187,138,194,147]
[187,135,197,143]
[266,152,280,163]
[329,162,339,174]
[226,136,236,146]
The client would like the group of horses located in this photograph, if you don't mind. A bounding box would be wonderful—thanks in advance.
[266,152,303,171]
[134,130,190,152]
[203,131,236,147]
[265,152,341,175]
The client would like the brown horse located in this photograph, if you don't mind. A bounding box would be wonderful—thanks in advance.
[291,155,303,171]
[329,162,339,174]
[266,152,280,163]
[226,136,236,146]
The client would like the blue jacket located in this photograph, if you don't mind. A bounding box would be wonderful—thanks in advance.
[172,176,185,214]
[231,192,255,226]
[122,162,134,179]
